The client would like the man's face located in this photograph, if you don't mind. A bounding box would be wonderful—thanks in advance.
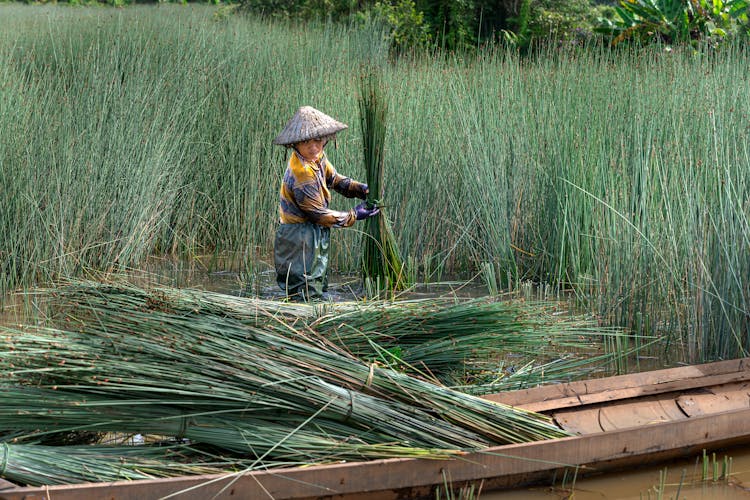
[296,138,325,161]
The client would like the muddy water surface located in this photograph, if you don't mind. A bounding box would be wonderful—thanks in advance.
[486,445,750,499]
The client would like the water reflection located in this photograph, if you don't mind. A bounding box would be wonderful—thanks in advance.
[124,254,496,301]
[487,444,750,499]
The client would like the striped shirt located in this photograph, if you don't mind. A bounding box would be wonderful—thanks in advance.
[278,150,366,228]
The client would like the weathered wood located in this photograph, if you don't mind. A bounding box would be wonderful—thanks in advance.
[0,480,18,491]
[3,407,750,500]
[4,358,750,500]
[554,394,687,434]
[677,381,750,417]
[485,357,750,412]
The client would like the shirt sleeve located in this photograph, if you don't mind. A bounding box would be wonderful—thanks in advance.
[294,180,356,228]
[325,160,368,200]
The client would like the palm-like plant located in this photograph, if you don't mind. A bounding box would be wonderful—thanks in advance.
[597,0,749,45]
[700,0,750,37]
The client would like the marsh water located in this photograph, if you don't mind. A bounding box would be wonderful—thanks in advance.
[3,257,749,499]
[486,446,750,499]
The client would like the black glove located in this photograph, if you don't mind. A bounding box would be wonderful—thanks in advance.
[359,184,369,200]
[354,202,380,220]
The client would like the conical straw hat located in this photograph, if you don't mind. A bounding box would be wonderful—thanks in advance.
[273,106,348,146]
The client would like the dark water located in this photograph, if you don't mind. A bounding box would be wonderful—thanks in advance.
[486,445,750,499]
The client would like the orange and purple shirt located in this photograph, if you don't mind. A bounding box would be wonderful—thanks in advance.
[278,151,366,228]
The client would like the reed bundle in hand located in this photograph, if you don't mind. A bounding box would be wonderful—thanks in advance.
[358,70,408,291]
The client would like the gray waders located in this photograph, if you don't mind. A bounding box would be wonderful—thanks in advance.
[274,222,330,300]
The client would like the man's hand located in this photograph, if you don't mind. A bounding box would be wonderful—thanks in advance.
[355,203,380,220]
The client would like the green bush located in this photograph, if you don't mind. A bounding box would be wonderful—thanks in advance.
[356,0,432,54]
[527,0,597,42]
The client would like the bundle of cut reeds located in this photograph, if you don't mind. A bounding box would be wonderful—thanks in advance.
[0,443,225,486]
[308,297,612,378]
[0,281,570,471]
[40,280,622,386]
[358,69,408,291]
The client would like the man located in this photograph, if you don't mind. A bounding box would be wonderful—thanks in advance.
[273,106,379,300]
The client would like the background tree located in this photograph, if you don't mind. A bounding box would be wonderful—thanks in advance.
[234,0,748,50]
[413,0,474,49]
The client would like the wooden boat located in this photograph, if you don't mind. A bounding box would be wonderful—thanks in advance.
[2,357,750,500]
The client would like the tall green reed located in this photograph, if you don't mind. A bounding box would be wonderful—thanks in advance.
[0,5,748,361]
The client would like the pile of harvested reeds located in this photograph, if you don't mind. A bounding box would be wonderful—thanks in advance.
[308,297,616,380]
[41,280,625,383]
[0,280,573,487]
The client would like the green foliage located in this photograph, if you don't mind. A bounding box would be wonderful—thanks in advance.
[699,0,750,40]
[501,0,531,50]
[240,0,358,21]
[388,1,503,51]
[298,0,358,21]
[502,0,604,51]
[527,0,599,42]
[213,3,240,20]
[596,0,750,45]
[364,0,432,53]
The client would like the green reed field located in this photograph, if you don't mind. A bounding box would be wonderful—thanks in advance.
[0,5,748,362]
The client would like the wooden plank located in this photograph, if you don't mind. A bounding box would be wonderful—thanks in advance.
[550,381,750,435]
[485,358,750,406]
[554,395,687,434]
[485,358,750,413]
[552,406,605,435]
[0,480,18,491]
[3,407,750,500]
[678,381,750,417]
[518,371,750,413]
[594,398,686,432]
